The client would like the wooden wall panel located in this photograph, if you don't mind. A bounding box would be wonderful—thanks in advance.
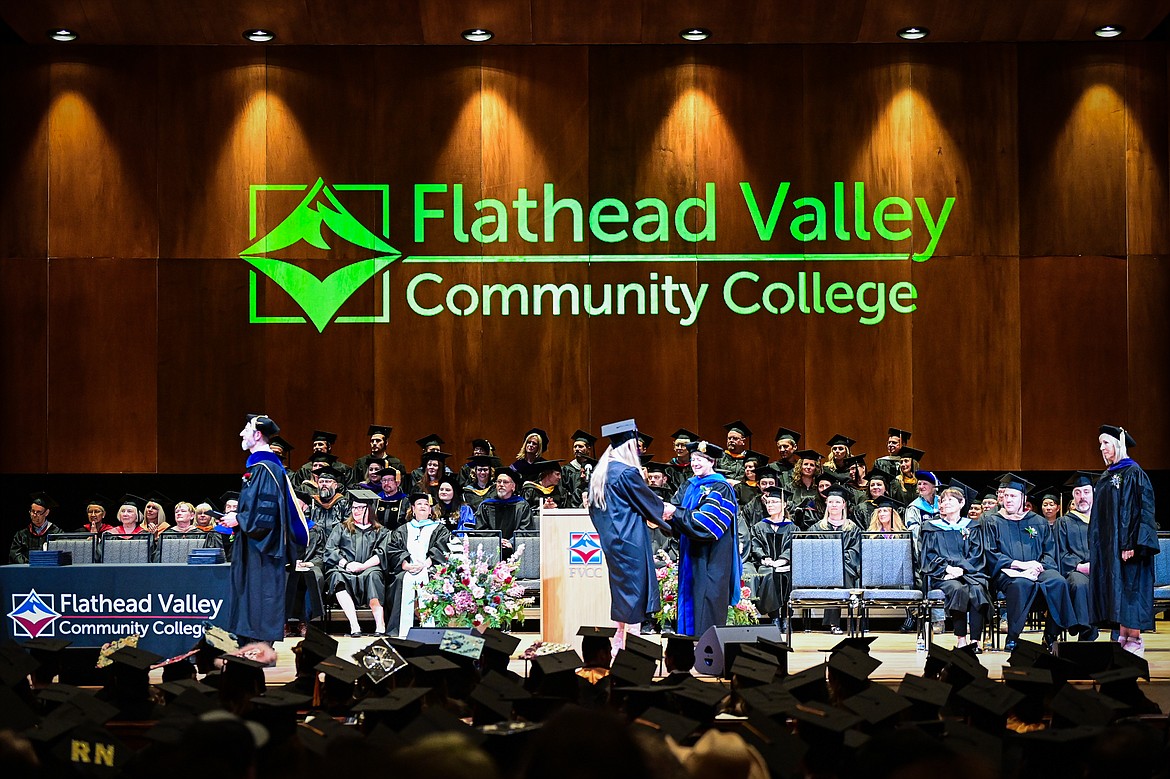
[47,258,158,472]
[1020,256,1128,469]
[0,49,49,259]
[1127,255,1170,469]
[0,258,48,473]
[157,47,267,259]
[800,47,914,455]
[908,44,1019,258]
[1124,45,1170,256]
[157,258,263,473]
[47,48,158,259]
[910,256,1021,470]
[1018,45,1127,258]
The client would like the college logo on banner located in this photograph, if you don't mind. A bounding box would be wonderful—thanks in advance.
[8,590,61,638]
[568,532,603,565]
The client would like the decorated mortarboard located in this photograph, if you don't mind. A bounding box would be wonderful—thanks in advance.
[897,446,925,462]
[794,448,823,461]
[367,424,393,438]
[570,429,597,447]
[1063,471,1099,489]
[439,630,486,660]
[622,632,663,661]
[723,420,753,438]
[842,454,868,468]
[96,635,140,669]
[825,434,856,448]
[521,427,550,452]
[631,707,702,743]
[743,450,770,466]
[995,472,1035,494]
[610,649,657,687]
[50,721,131,775]
[887,427,912,441]
[687,440,725,460]
[774,427,802,443]
[351,638,407,684]
[843,684,912,726]
[670,428,700,442]
[415,433,445,449]
[601,419,640,446]
[1098,424,1136,448]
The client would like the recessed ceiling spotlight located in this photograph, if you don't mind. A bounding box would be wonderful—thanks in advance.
[897,26,930,40]
[47,28,78,42]
[242,29,275,43]
[462,28,493,42]
[1094,25,1124,38]
[679,28,711,42]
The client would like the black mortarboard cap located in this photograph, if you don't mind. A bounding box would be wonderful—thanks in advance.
[1098,424,1136,448]
[1048,684,1122,728]
[743,450,770,466]
[738,682,799,717]
[311,430,337,445]
[308,451,338,465]
[531,650,582,678]
[794,448,823,461]
[827,636,878,654]
[898,673,952,709]
[780,663,828,702]
[622,632,662,661]
[352,687,430,729]
[723,420,753,437]
[368,424,392,438]
[730,654,778,686]
[118,493,146,512]
[298,626,338,664]
[827,646,881,682]
[522,427,549,452]
[29,491,59,509]
[774,427,801,443]
[399,705,486,746]
[670,428,699,442]
[110,646,162,672]
[347,488,381,505]
[996,472,1034,494]
[687,440,725,460]
[145,491,172,509]
[897,446,925,462]
[84,494,111,512]
[314,656,365,686]
[637,432,654,448]
[415,433,444,449]
[957,676,1025,721]
[672,678,729,720]
[610,650,656,687]
[386,637,427,657]
[576,625,617,638]
[887,428,912,441]
[822,484,853,501]
[469,684,514,724]
[1064,471,1099,489]
[269,435,294,453]
[570,429,597,446]
[826,434,856,448]
[945,478,978,508]
[842,683,911,726]
[465,454,496,469]
[217,490,240,505]
[631,707,702,743]
[480,628,521,658]
[1002,664,1053,691]
[643,460,668,475]
[842,454,867,468]
[789,700,862,736]
[24,637,72,655]
[1006,637,1047,668]
[419,450,451,465]
[405,654,460,677]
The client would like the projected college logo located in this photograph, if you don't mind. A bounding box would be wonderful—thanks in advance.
[568,532,603,565]
[242,179,402,331]
[9,590,61,638]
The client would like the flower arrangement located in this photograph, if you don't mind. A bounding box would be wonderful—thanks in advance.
[654,552,759,627]
[416,543,532,629]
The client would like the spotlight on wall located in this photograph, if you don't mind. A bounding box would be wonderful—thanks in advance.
[1093,25,1124,38]
[47,28,78,42]
[896,26,930,40]
[679,28,711,42]
[462,28,494,42]
[242,29,275,43]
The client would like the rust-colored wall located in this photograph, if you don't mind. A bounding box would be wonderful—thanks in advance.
[1,43,1167,473]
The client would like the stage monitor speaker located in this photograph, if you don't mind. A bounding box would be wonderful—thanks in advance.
[406,626,473,645]
[695,625,784,677]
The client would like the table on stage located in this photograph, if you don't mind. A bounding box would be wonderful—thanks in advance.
[1,563,231,657]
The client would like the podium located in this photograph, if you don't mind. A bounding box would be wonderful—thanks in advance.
[540,508,613,646]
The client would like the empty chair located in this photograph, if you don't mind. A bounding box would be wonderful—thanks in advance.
[45,534,98,565]
[787,532,857,644]
[858,532,931,643]
[101,533,153,564]
[156,533,210,564]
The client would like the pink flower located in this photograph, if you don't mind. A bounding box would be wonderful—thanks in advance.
[508,585,524,598]
[443,605,455,617]
[741,586,751,598]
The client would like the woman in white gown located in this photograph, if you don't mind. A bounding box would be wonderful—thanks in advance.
[385,492,452,637]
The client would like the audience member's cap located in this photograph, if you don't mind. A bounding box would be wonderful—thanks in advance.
[610,650,656,687]
[347,488,381,505]
[1048,684,1122,728]
[311,430,337,445]
[723,420,753,438]
[794,448,823,461]
[576,625,618,638]
[351,687,430,729]
[827,647,881,683]
[789,700,862,736]
[670,428,700,442]
[946,644,988,682]
[479,628,521,658]
[24,637,72,655]
[0,686,39,731]
[897,446,925,462]
[109,646,163,673]
[468,684,513,724]
[826,434,856,449]
[601,419,640,446]
[570,429,597,447]
[415,433,445,449]
[672,678,730,721]
[386,637,427,657]
[622,632,662,661]
[351,639,407,684]
[774,427,801,444]
[730,654,778,686]
[157,678,215,699]
[1098,424,1136,448]
[780,663,828,702]
[827,636,878,654]
[1002,665,1053,691]
[1006,638,1047,669]
[687,441,725,460]
[314,656,365,685]
[631,707,702,743]
[405,654,459,677]
[738,683,799,717]
[898,673,952,709]
[530,650,582,676]
[842,684,911,726]
[297,627,338,664]
[957,677,1025,721]
[399,706,487,747]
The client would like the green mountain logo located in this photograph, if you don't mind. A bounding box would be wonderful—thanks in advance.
[242,179,400,331]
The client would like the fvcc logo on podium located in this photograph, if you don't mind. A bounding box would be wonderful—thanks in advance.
[568,532,603,566]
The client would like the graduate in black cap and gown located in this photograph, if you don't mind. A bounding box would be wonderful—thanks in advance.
[667,440,741,637]
[1090,425,1159,656]
[561,430,597,509]
[587,420,670,647]
[748,486,797,626]
[1056,472,1100,641]
[221,414,307,645]
[324,490,389,636]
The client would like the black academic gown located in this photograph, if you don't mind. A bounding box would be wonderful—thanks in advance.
[384,521,452,634]
[588,462,665,624]
[222,451,297,643]
[309,497,351,537]
[665,461,691,495]
[919,519,990,618]
[474,496,536,557]
[717,452,748,482]
[324,523,389,603]
[1089,460,1159,630]
[987,512,1078,637]
[522,481,568,512]
[748,518,795,615]
[9,522,61,564]
[285,522,328,623]
[669,476,740,637]
[462,483,495,513]
[560,460,591,509]
[1055,512,1093,630]
[375,492,410,530]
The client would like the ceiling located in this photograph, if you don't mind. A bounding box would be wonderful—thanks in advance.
[1,0,1169,46]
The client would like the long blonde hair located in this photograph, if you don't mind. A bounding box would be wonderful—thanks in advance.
[867,507,906,532]
[514,433,544,462]
[588,439,643,511]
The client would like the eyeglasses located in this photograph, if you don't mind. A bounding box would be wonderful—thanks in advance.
[29,508,47,517]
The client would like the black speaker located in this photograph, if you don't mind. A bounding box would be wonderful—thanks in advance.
[695,625,785,677]
[406,626,472,645]
[1053,640,1124,679]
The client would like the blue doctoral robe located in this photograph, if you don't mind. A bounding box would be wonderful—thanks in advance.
[670,474,741,637]
[589,462,665,623]
[1089,459,1159,629]
[221,450,299,643]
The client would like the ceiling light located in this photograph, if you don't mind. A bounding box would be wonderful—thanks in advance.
[462,28,493,42]
[47,28,78,42]
[897,26,930,40]
[242,29,275,43]
[679,28,711,42]
[1094,25,1124,38]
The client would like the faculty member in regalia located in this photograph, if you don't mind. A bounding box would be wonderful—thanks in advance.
[385,493,451,638]
[324,490,389,637]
